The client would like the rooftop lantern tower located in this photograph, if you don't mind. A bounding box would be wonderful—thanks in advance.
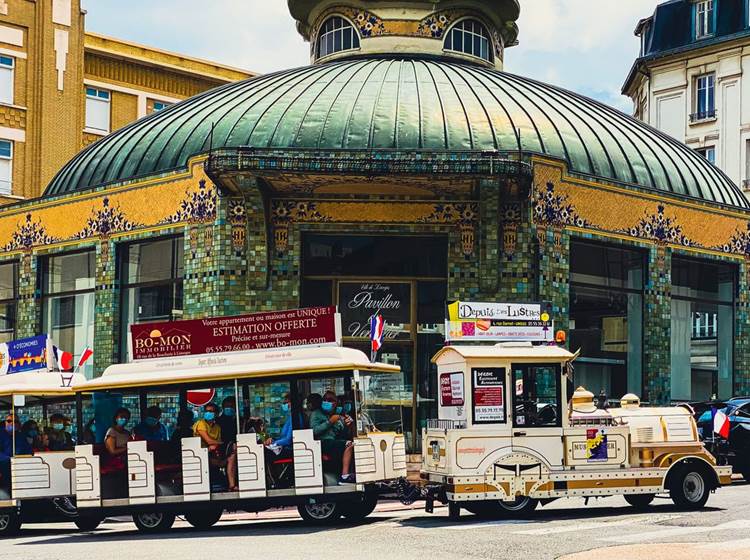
[288,0,520,70]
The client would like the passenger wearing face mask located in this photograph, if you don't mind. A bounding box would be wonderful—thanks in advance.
[217,396,238,445]
[21,420,44,451]
[309,390,355,484]
[193,403,238,491]
[0,414,32,481]
[46,413,74,451]
[264,394,294,452]
[133,406,168,442]
[104,408,132,468]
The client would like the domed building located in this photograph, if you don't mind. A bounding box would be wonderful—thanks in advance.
[1,1,749,449]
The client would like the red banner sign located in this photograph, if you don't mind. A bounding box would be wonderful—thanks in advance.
[130,307,339,361]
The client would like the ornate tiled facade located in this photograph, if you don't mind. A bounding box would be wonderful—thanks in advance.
[0,151,747,400]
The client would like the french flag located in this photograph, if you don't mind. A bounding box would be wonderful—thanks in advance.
[713,408,730,439]
[53,346,74,371]
[77,347,93,369]
[370,314,385,353]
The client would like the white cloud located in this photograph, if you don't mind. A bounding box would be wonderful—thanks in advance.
[81,0,657,110]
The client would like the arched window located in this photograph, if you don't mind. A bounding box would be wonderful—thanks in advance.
[317,16,360,59]
[443,19,494,62]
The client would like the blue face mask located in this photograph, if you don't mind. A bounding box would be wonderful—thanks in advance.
[203,411,216,422]
[222,407,235,417]
[335,406,343,415]
[321,401,334,413]
[52,423,65,431]
[90,423,96,433]
[145,417,158,427]
[5,425,13,433]
[281,402,290,413]
[116,418,128,427]
[344,403,352,414]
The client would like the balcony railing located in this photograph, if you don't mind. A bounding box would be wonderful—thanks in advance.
[690,109,717,123]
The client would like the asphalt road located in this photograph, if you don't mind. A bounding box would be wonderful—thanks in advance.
[4,484,750,560]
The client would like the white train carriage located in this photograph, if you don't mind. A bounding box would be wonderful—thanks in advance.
[421,343,732,519]
[0,369,90,535]
[72,346,407,532]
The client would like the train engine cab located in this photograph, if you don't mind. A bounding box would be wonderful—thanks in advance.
[421,342,732,519]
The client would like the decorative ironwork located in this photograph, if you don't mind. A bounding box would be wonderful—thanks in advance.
[5,214,59,251]
[78,197,139,239]
[228,198,247,251]
[533,182,588,228]
[206,148,534,181]
[162,179,217,224]
[627,204,693,247]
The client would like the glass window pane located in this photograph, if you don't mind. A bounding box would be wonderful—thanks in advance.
[123,238,180,284]
[0,262,16,301]
[334,29,342,53]
[0,140,11,158]
[44,251,95,293]
[0,302,15,343]
[0,65,13,104]
[672,257,735,302]
[303,235,448,277]
[42,292,95,378]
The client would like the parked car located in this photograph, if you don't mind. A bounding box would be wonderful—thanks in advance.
[693,397,750,480]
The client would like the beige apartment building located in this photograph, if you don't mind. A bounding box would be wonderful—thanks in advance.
[0,0,253,203]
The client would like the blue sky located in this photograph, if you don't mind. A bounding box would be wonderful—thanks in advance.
[81,0,658,112]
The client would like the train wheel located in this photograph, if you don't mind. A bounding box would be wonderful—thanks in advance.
[670,467,710,510]
[340,493,378,522]
[0,509,20,536]
[184,508,223,530]
[495,497,538,518]
[624,494,655,510]
[74,515,103,531]
[132,511,176,533]
[297,502,341,524]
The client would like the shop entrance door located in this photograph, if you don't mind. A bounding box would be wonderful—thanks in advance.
[300,234,448,452]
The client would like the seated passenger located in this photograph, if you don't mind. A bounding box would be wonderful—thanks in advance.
[244,417,268,444]
[21,420,44,452]
[134,406,168,442]
[104,408,132,468]
[264,394,293,454]
[309,391,355,484]
[194,403,238,491]
[46,413,74,451]
[218,397,238,445]
[0,414,32,481]
[82,418,97,445]
[171,408,196,443]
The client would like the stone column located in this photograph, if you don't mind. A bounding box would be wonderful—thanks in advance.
[93,239,117,376]
[15,253,38,338]
[536,225,569,337]
[643,243,671,404]
[478,179,499,295]
[498,201,536,301]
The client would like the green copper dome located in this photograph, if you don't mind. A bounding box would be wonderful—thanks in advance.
[45,57,748,208]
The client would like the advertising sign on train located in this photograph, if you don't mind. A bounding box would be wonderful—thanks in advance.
[445,301,554,343]
[130,307,341,360]
[0,335,51,375]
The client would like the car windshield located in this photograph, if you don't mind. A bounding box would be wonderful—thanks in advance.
[358,371,405,435]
